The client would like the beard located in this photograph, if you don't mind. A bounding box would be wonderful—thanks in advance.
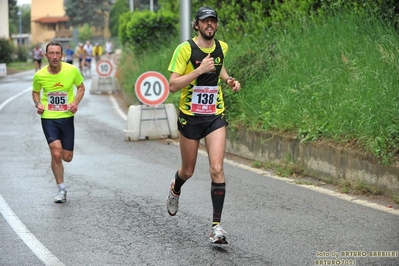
[199,27,217,40]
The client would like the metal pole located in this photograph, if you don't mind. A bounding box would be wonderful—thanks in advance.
[129,0,134,11]
[150,0,153,11]
[17,11,22,45]
[180,0,191,43]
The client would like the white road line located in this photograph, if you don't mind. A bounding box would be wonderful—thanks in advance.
[0,195,65,266]
[0,87,32,111]
[110,95,127,120]
[0,88,65,265]
[222,155,399,216]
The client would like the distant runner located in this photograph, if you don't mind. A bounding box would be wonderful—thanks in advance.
[32,41,85,203]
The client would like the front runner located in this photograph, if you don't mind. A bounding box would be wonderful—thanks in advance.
[166,6,241,244]
[32,41,85,203]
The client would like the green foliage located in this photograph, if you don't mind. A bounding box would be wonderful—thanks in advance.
[8,0,18,35]
[15,45,28,62]
[109,0,129,37]
[78,23,93,42]
[20,4,31,33]
[116,1,399,165]
[226,12,399,164]
[0,39,15,63]
[158,0,179,13]
[64,0,112,31]
[119,10,178,55]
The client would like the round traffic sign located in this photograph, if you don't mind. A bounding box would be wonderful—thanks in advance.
[112,53,120,65]
[96,60,113,77]
[135,71,169,106]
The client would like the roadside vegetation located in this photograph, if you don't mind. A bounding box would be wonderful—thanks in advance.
[116,2,399,167]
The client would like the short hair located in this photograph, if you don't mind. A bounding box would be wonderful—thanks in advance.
[192,19,198,31]
[46,42,63,53]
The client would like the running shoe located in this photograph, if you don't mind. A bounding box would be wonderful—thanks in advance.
[209,224,228,244]
[166,180,179,216]
[54,189,67,203]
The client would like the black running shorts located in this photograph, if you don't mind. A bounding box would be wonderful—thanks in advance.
[177,111,228,140]
[41,117,75,151]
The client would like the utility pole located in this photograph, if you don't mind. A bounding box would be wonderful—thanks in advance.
[129,0,134,11]
[17,11,22,45]
[180,0,191,42]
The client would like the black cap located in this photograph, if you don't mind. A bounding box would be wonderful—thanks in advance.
[195,6,218,21]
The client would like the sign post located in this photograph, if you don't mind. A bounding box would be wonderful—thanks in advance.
[0,63,7,77]
[134,71,169,106]
[96,60,113,77]
[90,60,114,94]
[124,71,178,141]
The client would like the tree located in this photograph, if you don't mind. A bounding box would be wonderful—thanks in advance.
[8,0,18,35]
[64,0,112,33]
[78,23,93,42]
[20,4,31,33]
[109,0,129,37]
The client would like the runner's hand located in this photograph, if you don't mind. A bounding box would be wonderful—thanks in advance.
[227,78,241,92]
[199,54,215,74]
[68,102,78,114]
[36,103,44,115]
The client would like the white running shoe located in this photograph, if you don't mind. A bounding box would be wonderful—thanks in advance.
[210,224,228,244]
[54,190,67,203]
[166,180,179,216]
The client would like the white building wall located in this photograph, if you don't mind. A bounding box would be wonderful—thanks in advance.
[0,0,10,39]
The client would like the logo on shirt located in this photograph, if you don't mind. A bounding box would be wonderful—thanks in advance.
[52,82,64,88]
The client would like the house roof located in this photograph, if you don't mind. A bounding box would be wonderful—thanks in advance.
[33,16,69,24]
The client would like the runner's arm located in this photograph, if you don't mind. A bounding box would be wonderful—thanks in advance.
[69,83,85,113]
[220,65,241,92]
[169,54,215,93]
[32,90,44,114]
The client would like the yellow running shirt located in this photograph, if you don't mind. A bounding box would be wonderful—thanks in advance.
[168,37,229,116]
[33,62,84,119]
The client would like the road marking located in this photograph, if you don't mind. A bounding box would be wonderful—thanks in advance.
[0,87,31,111]
[222,155,399,216]
[0,195,65,265]
[0,88,65,265]
[110,95,127,120]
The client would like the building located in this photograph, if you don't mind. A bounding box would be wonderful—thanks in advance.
[31,0,110,46]
[0,1,10,39]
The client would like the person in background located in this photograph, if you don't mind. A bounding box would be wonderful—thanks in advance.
[75,43,86,73]
[33,45,43,72]
[64,44,74,65]
[105,40,113,59]
[93,43,103,63]
[32,42,85,203]
[166,6,241,244]
[83,40,93,75]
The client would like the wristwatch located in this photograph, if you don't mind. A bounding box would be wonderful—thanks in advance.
[225,76,233,84]
[34,102,40,108]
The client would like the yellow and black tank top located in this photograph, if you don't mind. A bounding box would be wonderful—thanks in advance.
[168,37,229,116]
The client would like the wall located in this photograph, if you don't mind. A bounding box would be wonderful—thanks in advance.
[225,127,399,195]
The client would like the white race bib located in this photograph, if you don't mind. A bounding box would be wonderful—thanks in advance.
[47,91,68,111]
[190,86,218,114]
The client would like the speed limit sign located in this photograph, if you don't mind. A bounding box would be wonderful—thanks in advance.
[135,71,169,106]
[96,60,113,77]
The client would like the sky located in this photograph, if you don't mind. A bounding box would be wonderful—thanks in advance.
[17,0,31,6]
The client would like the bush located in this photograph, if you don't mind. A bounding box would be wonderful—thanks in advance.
[15,45,29,62]
[0,38,15,63]
[119,10,178,55]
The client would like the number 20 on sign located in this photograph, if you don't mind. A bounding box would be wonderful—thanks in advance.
[135,71,169,106]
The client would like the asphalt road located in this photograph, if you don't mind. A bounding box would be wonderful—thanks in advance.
[0,65,398,266]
